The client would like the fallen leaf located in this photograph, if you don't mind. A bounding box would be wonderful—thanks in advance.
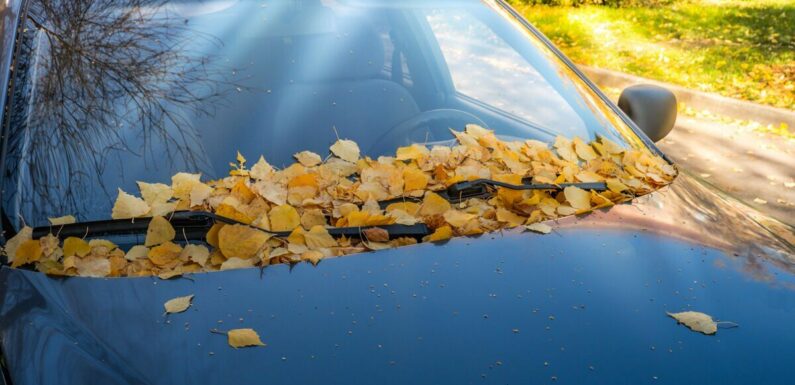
[3,226,32,264]
[525,223,552,234]
[63,237,91,258]
[362,227,390,242]
[227,328,266,348]
[753,198,767,205]
[294,151,322,167]
[48,215,76,226]
[220,257,256,271]
[564,186,591,211]
[148,242,183,267]
[137,182,173,205]
[304,225,338,249]
[269,204,301,232]
[667,311,717,335]
[125,245,149,261]
[218,224,270,259]
[425,225,453,242]
[11,240,43,268]
[330,139,360,163]
[75,257,111,277]
[145,216,176,247]
[111,189,150,219]
[164,295,193,314]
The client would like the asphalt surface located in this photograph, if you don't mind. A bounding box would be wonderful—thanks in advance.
[656,115,795,226]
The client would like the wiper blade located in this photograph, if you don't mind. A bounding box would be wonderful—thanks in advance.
[380,179,607,206]
[33,211,431,241]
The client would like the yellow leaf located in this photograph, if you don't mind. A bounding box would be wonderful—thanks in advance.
[443,210,477,228]
[573,137,597,161]
[111,189,150,219]
[330,139,360,163]
[164,295,193,314]
[220,257,256,271]
[125,245,149,261]
[63,237,91,258]
[606,178,629,194]
[496,208,526,227]
[148,242,183,267]
[525,223,552,234]
[563,186,591,211]
[425,225,453,242]
[11,240,42,268]
[667,311,717,335]
[385,201,421,216]
[294,151,323,167]
[269,205,301,232]
[250,156,274,180]
[227,328,266,348]
[304,225,338,249]
[190,183,213,207]
[137,182,173,205]
[419,192,451,217]
[75,257,111,277]
[48,215,76,226]
[396,144,429,161]
[145,216,176,247]
[218,224,271,259]
[3,226,32,265]
[182,244,211,266]
[301,250,325,265]
[403,167,429,192]
[171,172,202,200]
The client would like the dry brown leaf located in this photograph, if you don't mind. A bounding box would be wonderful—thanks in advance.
[362,227,390,242]
[164,295,193,314]
[667,311,718,335]
[227,328,266,348]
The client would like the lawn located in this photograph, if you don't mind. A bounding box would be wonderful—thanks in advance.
[510,0,795,110]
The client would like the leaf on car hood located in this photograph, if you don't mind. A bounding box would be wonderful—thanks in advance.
[226,328,266,348]
[667,311,718,335]
[164,294,193,314]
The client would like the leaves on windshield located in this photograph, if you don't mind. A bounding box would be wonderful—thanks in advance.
[667,311,718,335]
[4,125,676,277]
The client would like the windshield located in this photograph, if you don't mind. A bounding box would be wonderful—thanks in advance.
[1,0,646,228]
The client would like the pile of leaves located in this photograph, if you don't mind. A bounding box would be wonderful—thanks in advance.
[3,125,676,278]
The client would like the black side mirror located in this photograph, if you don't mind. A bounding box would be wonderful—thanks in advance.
[618,85,677,142]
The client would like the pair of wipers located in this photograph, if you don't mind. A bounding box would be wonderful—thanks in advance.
[32,179,607,241]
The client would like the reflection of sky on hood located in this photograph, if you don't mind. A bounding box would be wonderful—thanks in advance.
[428,10,587,138]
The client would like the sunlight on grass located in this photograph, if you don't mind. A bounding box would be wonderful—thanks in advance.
[514,1,794,109]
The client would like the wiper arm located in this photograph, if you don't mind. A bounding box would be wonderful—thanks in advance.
[380,179,607,207]
[33,211,431,241]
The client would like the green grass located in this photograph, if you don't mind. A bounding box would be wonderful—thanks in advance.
[511,0,795,110]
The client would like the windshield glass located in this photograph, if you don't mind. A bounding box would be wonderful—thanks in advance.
[2,0,646,228]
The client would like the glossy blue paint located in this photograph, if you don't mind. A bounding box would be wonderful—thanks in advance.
[1,175,794,385]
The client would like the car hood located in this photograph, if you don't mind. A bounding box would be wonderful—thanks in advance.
[0,173,793,385]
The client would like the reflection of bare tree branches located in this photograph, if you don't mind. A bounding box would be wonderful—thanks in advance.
[5,0,236,223]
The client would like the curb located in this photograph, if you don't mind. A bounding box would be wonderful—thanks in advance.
[579,66,795,129]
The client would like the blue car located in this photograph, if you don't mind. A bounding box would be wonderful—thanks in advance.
[0,0,793,384]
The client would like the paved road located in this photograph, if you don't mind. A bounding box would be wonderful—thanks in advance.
[656,115,795,226]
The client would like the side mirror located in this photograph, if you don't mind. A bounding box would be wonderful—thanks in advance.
[618,85,677,142]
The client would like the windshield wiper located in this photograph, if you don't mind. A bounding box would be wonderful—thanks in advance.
[33,211,431,241]
[380,179,607,206]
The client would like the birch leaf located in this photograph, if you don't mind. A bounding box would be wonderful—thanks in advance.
[164,295,193,314]
[227,328,266,348]
[525,223,552,234]
[667,311,718,335]
[330,139,360,163]
[145,216,176,247]
[111,189,150,219]
[48,215,76,226]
